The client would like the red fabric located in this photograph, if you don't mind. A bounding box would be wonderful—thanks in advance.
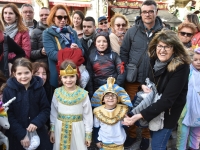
[192,32,200,47]
[8,31,31,59]
[117,62,125,74]
[56,48,85,74]
[0,31,4,43]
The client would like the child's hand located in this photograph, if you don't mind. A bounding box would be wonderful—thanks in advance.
[50,132,55,143]
[20,135,30,148]
[141,85,151,93]
[85,141,91,147]
[27,123,37,132]
[96,142,103,148]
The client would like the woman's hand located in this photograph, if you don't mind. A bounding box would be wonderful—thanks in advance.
[85,141,91,147]
[27,123,37,132]
[20,135,30,148]
[50,131,55,143]
[70,43,78,48]
[96,142,103,148]
[123,114,143,126]
[141,85,152,93]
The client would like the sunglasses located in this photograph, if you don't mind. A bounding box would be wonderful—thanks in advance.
[179,32,193,37]
[99,21,108,25]
[55,15,68,20]
[115,24,126,27]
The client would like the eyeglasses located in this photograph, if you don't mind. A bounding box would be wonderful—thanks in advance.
[104,93,117,99]
[99,21,108,25]
[156,44,173,51]
[179,32,193,37]
[115,23,126,27]
[141,10,155,15]
[23,11,33,14]
[55,15,68,21]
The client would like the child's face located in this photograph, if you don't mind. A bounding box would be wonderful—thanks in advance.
[192,53,200,70]
[34,67,47,85]
[61,75,77,90]
[13,66,33,89]
[95,36,108,52]
[103,92,118,108]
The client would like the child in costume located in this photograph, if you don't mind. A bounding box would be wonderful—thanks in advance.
[92,77,133,150]
[50,60,93,150]
[176,48,200,150]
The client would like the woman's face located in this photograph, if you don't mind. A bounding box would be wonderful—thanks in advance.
[114,17,127,34]
[54,9,68,28]
[3,7,17,25]
[192,53,200,70]
[156,41,174,62]
[178,27,194,44]
[72,13,82,28]
[34,67,47,85]
[95,36,108,52]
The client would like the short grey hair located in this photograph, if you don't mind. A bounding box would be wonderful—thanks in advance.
[21,3,34,11]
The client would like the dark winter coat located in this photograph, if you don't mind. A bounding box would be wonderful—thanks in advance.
[140,57,190,129]
[3,76,52,150]
[30,22,48,63]
[120,16,163,83]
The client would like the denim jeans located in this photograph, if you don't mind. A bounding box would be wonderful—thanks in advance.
[150,128,173,150]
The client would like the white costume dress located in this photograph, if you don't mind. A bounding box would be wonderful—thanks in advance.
[50,86,93,150]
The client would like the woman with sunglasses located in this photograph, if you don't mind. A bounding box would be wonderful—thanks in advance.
[177,22,196,50]
[72,10,84,39]
[43,5,83,88]
[109,13,129,55]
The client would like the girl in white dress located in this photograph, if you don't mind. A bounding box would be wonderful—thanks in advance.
[50,60,93,150]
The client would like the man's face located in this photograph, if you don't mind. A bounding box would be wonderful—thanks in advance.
[39,9,49,25]
[140,5,157,26]
[83,21,96,36]
[21,6,34,23]
[98,19,108,30]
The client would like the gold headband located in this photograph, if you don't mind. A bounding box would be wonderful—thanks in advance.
[60,64,77,76]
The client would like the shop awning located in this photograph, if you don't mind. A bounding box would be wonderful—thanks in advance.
[111,8,182,27]
[0,0,31,3]
[49,1,91,7]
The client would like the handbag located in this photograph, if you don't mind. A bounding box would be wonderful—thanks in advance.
[54,37,84,74]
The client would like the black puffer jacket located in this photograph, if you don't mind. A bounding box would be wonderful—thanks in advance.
[30,22,48,62]
[120,16,163,83]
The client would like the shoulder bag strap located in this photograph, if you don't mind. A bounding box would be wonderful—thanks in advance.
[54,37,61,50]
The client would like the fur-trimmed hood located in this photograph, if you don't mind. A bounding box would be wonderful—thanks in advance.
[167,56,184,72]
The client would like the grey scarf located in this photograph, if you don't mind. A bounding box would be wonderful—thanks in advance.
[5,22,18,39]
[154,56,174,72]
[83,32,96,48]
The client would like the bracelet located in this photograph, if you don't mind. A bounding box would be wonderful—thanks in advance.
[85,132,92,141]
[50,125,55,132]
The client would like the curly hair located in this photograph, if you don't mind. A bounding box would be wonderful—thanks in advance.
[110,13,129,33]
[178,22,196,34]
[46,5,71,27]
[1,3,28,32]
[148,30,191,65]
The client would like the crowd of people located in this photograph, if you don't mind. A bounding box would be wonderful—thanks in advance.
[0,0,200,150]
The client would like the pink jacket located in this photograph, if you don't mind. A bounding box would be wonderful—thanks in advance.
[9,31,31,59]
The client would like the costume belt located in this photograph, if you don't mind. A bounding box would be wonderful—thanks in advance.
[102,143,124,150]
[57,113,83,150]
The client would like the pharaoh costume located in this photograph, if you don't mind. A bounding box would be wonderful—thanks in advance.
[91,77,133,150]
[50,65,93,150]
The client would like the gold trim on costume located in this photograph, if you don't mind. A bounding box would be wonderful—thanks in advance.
[55,86,87,106]
[102,143,124,150]
[85,132,92,141]
[60,64,78,76]
[58,113,83,150]
[93,104,128,125]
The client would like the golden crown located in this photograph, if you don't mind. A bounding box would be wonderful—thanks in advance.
[60,64,77,76]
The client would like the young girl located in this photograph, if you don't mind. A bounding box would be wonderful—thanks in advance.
[2,58,52,150]
[87,31,125,97]
[92,77,132,150]
[50,60,93,150]
[176,48,200,150]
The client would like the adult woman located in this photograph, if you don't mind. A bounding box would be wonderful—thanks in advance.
[177,22,196,50]
[72,10,84,39]
[0,18,25,78]
[123,30,190,149]
[1,3,31,59]
[109,13,129,55]
[184,13,200,47]
[43,5,83,88]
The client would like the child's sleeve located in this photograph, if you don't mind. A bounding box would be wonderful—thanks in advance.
[82,95,93,141]
[50,94,58,132]
[93,115,100,143]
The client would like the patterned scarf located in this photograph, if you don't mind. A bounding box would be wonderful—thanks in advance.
[52,26,74,47]
[5,22,18,39]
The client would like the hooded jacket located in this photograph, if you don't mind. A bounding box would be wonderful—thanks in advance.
[120,16,163,83]
[3,76,52,150]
